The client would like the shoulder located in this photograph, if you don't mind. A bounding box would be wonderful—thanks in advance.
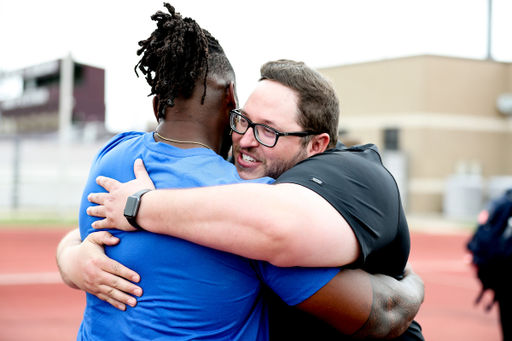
[276,143,408,275]
[313,143,383,166]
[275,143,386,186]
[107,131,146,146]
[96,131,146,158]
[274,142,400,227]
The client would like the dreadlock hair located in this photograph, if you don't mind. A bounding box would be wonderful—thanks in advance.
[135,3,235,119]
[260,60,339,149]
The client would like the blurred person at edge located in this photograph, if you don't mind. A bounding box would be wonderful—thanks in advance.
[57,4,424,341]
[467,189,512,341]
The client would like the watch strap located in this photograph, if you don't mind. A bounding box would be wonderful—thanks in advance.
[124,189,152,230]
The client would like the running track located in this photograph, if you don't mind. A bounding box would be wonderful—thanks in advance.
[0,227,502,340]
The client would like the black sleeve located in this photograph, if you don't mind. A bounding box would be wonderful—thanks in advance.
[275,144,409,278]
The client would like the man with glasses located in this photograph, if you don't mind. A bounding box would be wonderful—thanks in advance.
[230,108,316,147]
[229,108,318,180]
[75,59,424,340]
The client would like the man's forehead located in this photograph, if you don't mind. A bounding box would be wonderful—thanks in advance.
[239,108,279,127]
[242,80,300,129]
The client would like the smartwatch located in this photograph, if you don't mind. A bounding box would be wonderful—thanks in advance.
[124,189,152,230]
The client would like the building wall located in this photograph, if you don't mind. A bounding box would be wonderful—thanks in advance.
[321,56,428,115]
[73,65,105,123]
[507,131,512,171]
[408,192,442,214]
[319,55,512,216]
[506,63,512,91]
[423,57,508,117]
[0,60,105,135]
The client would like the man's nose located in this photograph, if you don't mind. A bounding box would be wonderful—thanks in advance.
[239,127,260,148]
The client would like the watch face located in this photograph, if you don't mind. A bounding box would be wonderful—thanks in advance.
[124,196,139,217]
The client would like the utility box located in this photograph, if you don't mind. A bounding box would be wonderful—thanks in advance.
[443,174,484,220]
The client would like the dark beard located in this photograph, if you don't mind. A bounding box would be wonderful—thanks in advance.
[264,146,309,179]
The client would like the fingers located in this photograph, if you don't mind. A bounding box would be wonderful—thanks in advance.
[134,159,149,181]
[97,293,127,311]
[94,273,143,307]
[91,219,107,230]
[86,205,107,218]
[81,252,143,310]
[91,218,136,232]
[87,192,109,205]
[87,231,120,246]
[95,281,143,311]
[82,234,141,284]
[134,158,156,189]
[106,258,141,284]
[95,176,121,192]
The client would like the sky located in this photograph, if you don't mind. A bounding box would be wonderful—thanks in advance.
[1,0,512,133]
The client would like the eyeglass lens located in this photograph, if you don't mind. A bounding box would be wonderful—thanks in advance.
[231,112,277,147]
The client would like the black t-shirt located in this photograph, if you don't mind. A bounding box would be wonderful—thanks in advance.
[268,143,424,340]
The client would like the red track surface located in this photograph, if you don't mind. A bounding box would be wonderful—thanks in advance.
[0,228,503,340]
[409,231,500,340]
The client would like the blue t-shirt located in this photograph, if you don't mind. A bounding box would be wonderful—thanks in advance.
[77,132,339,341]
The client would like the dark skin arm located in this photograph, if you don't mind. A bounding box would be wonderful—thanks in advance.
[57,230,424,338]
[297,264,424,339]
[356,264,424,338]
[61,156,424,336]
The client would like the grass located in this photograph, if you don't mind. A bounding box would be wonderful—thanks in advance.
[0,210,79,229]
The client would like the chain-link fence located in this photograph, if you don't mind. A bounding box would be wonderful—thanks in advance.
[0,136,109,220]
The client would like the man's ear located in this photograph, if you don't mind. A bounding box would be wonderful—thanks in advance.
[152,96,159,122]
[307,133,330,156]
[227,81,237,110]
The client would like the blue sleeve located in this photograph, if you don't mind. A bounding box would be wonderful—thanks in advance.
[252,261,340,306]
[78,132,144,240]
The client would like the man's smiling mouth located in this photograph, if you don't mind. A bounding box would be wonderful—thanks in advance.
[242,153,257,163]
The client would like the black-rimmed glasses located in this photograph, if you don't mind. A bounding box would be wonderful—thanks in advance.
[229,109,316,148]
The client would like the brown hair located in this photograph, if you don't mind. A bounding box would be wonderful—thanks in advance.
[260,59,339,149]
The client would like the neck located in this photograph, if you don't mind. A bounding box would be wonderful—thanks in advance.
[154,131,213,151]
[153,77,233,154]
[155,120,221,153]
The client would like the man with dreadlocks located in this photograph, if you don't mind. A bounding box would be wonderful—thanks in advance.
[57,3,424,340]
[69,4,296,339]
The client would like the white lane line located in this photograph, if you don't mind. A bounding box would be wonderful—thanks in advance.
[0,272,63,285]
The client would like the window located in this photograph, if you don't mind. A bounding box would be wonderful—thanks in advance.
[384,128,399,150]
